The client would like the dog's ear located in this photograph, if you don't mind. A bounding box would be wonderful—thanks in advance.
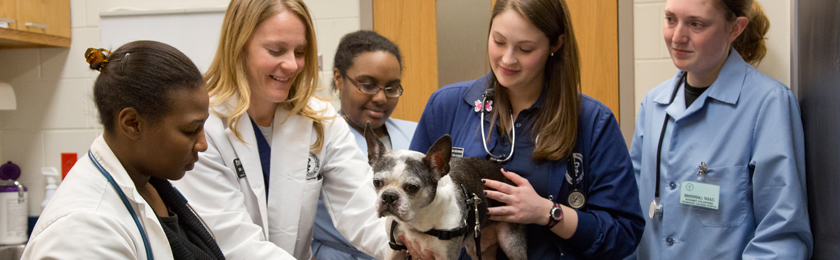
[364,121,387,165]
[425,135,452,180]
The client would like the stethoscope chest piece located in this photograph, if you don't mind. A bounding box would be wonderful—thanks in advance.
[568,189,586,209]
[649,198,663,220]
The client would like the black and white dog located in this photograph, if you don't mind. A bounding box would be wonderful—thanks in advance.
[364,125,527,260]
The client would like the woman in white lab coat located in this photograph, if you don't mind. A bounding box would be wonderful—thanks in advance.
[22,41,223,260]
[171,1,390,259]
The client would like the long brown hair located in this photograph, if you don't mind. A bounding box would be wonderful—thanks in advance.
[488,0,581,161]
[713,0,770,65]
[204,0,328,151]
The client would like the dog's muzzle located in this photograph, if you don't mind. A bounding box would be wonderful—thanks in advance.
[377,191,402,218]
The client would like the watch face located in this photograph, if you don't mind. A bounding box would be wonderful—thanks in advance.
[550,207,563,220]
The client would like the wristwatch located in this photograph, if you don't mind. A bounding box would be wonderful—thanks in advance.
[546,202,563,229]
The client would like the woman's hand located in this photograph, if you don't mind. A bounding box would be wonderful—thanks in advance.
[400,235,435,260]
[483,169,554,225]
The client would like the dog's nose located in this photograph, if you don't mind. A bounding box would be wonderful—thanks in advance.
[381,191,399,205]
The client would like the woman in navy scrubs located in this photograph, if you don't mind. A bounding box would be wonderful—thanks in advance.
[630,0,812,259]
[409,0,644,258]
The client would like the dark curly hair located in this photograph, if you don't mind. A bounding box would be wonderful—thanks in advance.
[87,40,203,132]
[332,30,402,91]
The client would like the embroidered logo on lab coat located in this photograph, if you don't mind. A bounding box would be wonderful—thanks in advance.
[565,152,584,184]
[307,152,322,180]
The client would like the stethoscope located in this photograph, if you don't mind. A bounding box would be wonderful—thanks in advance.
[650,72,687,220]
[478,86,587,209]
[88,151,154,260]
[479,87,515,162]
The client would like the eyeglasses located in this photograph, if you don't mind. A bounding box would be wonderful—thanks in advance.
[345,77,403,97]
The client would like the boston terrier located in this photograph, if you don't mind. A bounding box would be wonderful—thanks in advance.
[363,124,527,260]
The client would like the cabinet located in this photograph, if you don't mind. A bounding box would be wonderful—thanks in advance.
[0,0,71,48]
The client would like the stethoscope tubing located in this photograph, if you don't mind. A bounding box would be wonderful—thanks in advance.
[88,150,154,260]
[480,93,515,162]
[652,72,687,218]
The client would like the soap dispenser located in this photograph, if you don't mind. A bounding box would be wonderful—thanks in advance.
[0,161,28,245]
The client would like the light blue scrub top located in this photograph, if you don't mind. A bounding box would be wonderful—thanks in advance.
[630,48,813,259]
[311,116,417,260]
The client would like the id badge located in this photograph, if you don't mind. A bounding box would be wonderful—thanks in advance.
[679,181,720,210]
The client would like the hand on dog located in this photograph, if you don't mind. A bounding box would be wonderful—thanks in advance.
[483,169,554,225]
[400,235,436,260]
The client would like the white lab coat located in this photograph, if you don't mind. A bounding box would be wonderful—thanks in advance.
[172,95,390,260]
[22,136,172,260]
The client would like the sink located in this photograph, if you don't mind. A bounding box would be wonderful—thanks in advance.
[0,244,25,260]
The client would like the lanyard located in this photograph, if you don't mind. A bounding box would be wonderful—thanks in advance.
[651,72,686,219]
[88,151,154,260]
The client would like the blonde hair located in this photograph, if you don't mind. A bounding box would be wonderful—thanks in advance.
[205,0,327,151]
[488,0,581,161]
[714,0,770,65]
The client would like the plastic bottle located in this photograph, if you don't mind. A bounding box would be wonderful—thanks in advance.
[41,167,59,211]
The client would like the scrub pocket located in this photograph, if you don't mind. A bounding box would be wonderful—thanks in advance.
[692,165,748,227]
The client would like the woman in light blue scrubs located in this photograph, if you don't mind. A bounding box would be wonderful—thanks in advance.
[311,30,416,260]
[631,0,812,259]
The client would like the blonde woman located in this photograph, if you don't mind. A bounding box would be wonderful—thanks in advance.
[172,0,390,259]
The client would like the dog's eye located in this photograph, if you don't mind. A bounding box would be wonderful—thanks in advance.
[373,179,384,188]
[404,184,419,194]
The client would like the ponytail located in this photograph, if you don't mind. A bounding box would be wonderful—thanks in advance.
[720,0,770,65]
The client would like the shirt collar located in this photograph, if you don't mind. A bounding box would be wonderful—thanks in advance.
[652,47,746,106]
[705,47,747,105]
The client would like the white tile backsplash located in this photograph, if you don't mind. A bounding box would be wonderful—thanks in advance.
[634,3,663,59]
[314,17,362,76]
[0,79,95,130]
[634,59,678,117]
[40,28,102,80]
[43,130,98,179]
[305,0,360,20]
[71,0,87,28]
[0,49,41,82]
[754,0,791,86]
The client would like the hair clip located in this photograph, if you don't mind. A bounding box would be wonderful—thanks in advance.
[85,48,111,71]
[122,52,130,72]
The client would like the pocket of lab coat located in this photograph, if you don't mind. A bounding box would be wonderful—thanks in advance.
[301,178,324,223]
[692,165,748,227]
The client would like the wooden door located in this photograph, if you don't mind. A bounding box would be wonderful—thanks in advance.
[16,0,70,38]
[372,0,438,122]
[566,0,619,118]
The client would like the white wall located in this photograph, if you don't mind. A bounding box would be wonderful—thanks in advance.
[633,0,792,118]
[0,0,358,216]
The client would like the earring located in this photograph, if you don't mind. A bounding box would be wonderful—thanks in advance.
[550,52,555,57]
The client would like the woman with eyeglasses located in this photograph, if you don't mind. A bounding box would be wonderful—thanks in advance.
[310,30,416,260]
[171,1,393,259]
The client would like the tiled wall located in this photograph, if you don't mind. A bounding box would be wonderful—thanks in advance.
[633,0,792,118]
[0,0,358,216]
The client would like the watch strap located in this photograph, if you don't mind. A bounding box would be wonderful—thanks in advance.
[545,202,563,229]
